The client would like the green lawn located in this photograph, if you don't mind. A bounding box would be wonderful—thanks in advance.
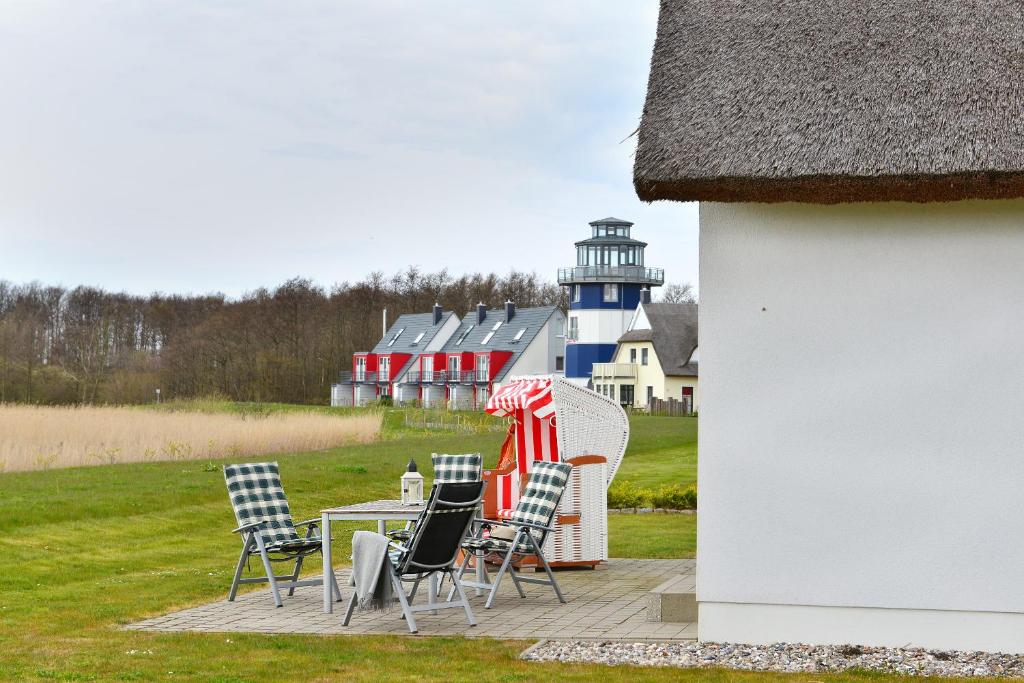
[0,410,925,682]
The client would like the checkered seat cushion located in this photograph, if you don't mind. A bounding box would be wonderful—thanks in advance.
[466,461,572,553]
[224,462,313,551]
[431,453,483,483]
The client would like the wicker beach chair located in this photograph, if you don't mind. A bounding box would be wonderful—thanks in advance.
[223,462,342,608]
[482,376,629,568]
[343,480,486,633]
[451,461,573,609]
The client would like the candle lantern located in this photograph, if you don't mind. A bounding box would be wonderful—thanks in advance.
[401,458,424,505]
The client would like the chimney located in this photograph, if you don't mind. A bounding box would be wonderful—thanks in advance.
[432,303,442,326]
[640,288,652,304]
[504,300,515,322]
[383,308,388,336]
[476,302,487,325]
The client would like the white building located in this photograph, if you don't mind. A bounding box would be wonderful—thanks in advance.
[634,0,1024,653]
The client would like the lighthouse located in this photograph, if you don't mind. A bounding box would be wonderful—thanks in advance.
[558,217,664,382]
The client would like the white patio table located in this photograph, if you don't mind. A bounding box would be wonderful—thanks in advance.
[321,499,422,614]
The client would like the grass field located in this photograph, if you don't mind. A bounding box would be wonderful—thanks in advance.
[0,409,926,681]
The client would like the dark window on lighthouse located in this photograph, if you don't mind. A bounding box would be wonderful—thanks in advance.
[603,284,619,302]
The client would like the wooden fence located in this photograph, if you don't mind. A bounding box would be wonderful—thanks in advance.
[647,397,696,417]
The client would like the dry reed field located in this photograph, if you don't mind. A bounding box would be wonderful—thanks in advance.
[0,404,382,472]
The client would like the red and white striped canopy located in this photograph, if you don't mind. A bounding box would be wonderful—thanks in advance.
[485,377,555,419]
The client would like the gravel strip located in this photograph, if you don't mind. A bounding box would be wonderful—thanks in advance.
[522,641,1024,677]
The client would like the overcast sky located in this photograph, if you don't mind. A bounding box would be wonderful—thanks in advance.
[0,1,698,298]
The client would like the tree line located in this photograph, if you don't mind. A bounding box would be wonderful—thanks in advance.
[0,269,567,405]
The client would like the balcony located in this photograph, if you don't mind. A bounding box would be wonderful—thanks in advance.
[557,265,664,286]
[341,370,377,383]
[591,362,637,379]
[446,370,476,384]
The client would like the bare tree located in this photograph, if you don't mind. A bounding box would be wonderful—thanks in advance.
[660,282,697,304]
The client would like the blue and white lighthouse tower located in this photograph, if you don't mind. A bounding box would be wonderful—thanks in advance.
[559,217,664,382]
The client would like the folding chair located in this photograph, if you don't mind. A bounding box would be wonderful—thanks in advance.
[344,480,485,633]
[223,462,342,608]
[451,461,573,609]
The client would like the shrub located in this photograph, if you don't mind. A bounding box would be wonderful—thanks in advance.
[607,480,651,510]
[651,483,697,510]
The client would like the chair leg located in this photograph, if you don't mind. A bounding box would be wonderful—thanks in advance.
[341,592,358,626]
[253,535,283,608]
[390,566,417,633]
[228,540,251,602]
[447,551,473,602]
[449,569,477,627]
[288,554,305,597]
[532,540,566,604]
[329,564,344,602]
[506,561,528,599]
[484,549,515,610]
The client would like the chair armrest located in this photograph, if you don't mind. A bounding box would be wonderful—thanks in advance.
[510,519,557,534]
[293,518,320,529]
[388,541,409,553]
[232,519,269,534]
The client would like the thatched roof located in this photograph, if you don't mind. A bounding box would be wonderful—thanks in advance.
[617,303,698,377]
[634,0,1024,204]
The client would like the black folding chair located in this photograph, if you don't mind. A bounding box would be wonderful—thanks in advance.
[343,480,485,633]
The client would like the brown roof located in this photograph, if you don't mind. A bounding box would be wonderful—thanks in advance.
[617,303,698,377]
[633,0,1024,204]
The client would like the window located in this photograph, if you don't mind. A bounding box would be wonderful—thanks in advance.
[511,328,526,343]
[411,331,425,346]
[422,356,433,382]
[454,325,474,346]
[481,331,495,345]
[568,317,578,340]
[641,348,649,366]
[572,285,581,303]
[646,385,654,405]
[620,384,635,406]
[609,384,615,401]
[448,356,460,376]
[555,355,564,372]
[629,348,636,363]
[603,284,618,302]
[476,355,490,381]
[355,356,367,381]
[491,320,503,331]
[378,356,390,381]
[387,327,405,347]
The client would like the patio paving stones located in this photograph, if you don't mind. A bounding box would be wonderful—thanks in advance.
[127,558,696,641]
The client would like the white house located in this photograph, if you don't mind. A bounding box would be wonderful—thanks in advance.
[635,0,1024,653]
[592,300,698,412]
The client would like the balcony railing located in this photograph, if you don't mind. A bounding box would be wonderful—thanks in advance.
[444,370,476,384]
[557,265,664,286]
[591,362,638,379]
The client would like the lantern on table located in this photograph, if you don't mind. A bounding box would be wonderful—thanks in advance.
[401,458,424,505]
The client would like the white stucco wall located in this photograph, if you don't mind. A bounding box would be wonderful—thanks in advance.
[700,200,1024,652]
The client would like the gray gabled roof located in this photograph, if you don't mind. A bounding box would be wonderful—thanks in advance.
[617,303,697,377]
[439,305,561,381]
[589,217,634,226]
[370,310,457,377]
[634,0,1024,204]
